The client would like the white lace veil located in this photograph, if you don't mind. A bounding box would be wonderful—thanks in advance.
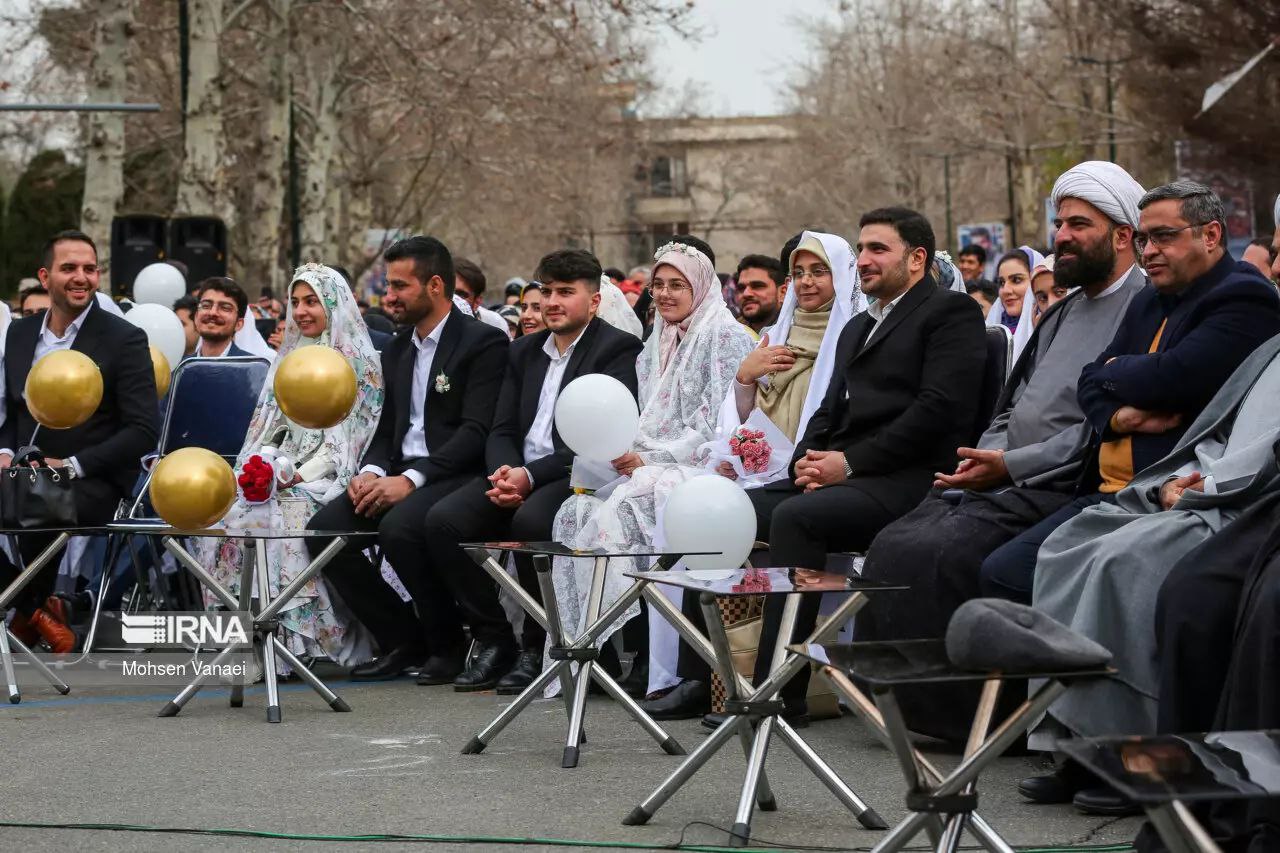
[596,274,643,337]
[635,243,755,466]
[236,263,384,503]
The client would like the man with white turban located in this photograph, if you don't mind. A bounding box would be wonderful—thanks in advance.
[857,159,1149,743]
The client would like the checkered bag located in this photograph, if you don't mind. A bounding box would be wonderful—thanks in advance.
[710,595,764,713]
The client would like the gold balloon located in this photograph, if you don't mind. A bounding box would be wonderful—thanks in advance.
[25,350,104,430]
[273,346,357,429]
[149,447,236,530]
[150,346,171,398]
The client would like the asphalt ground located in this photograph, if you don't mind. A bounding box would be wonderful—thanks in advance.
[0,669,1142,852]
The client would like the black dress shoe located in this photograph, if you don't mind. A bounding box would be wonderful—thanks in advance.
[1017,758,1095,804]
[350,646,425,681]
[454,643,517,692]
[618,661,649,699]
[415,648,466,686]
[495,648,543,695]
[1073,785,1140,816]
[637,679,710,720]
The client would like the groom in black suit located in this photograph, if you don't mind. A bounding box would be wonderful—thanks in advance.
[423,250,643,692]
[307,235,508,680]
[0,230,158,651]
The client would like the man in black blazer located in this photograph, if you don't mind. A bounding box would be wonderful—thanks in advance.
[662,208,987,720]
[0,230,158,651]
[306,236,508,681]
[423,250,643,692]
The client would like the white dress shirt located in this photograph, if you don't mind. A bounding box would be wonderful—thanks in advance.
[0,304,93,473]
[864,289,909,344]
[360,313,449,489]
[522,327,587,484]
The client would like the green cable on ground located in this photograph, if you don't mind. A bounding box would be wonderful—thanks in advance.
[0,820,1136,853]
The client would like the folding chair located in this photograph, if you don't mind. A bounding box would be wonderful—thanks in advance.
[82,356,269,655]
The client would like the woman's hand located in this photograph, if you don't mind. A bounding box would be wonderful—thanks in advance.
[735,333,795,385]
[612,452,643,477]
[716,461,738,481]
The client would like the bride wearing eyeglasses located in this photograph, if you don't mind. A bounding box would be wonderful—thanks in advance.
[196,263,384,673]
[548,241,754,690]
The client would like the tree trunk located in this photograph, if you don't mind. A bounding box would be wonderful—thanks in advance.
[241,0,291,297]
[175,0,228,223]
[79,0,132,277]
[299,65,340,262]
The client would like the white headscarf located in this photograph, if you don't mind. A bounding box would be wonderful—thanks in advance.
[635,242,755,466]
[596,274,643,338]
[932,251,968,293]
[715,230,863,444]
[1273,192,1280,229]
[985,245,1043,363]
[1051,160,1146,228]
[238,263,384,504]
[236,303,275,361]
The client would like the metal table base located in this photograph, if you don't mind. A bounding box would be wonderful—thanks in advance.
[0,533,74,703]
[822,665,1069,853]
[157,535,350,723]
[626,589,887,846]
[461,548,686,768]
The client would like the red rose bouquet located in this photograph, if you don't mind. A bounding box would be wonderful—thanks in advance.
[727,426,772,475]
[238,454,276,504]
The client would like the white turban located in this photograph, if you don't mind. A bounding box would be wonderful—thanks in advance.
[1051,161,1146,229]
[1273,193,1280,229]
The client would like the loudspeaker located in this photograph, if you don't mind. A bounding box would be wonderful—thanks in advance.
[168,216,227,284]
[109,215,167,296]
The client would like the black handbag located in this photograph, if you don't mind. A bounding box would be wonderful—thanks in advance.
[0,447,78,529]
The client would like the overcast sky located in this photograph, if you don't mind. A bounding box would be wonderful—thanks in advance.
[645,0,838,117]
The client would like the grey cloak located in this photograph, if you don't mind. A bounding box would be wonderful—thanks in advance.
[1032,333,1280,738]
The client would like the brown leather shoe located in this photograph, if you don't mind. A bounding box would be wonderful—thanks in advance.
[44,595,71,625]
[29,607,75,654]
[8,611,39,646]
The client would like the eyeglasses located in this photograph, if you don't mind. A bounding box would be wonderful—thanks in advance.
[197,299,239,314]
[790,266,831,281]
[648,281,692,296]
[1133,224,1200,252]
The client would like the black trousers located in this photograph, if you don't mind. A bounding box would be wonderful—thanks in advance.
[0,476,123,615]
[675,480,898,702]
[423,476,572,649]
[307,473,473,657]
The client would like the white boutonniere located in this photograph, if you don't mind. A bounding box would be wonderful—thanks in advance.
[434,371,451,394]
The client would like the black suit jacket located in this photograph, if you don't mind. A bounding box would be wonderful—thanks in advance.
[486,318,643,484]
[1077,254,1280,483]
[361,306,508,484]
[792,276,987,509]
[1,300,159,496]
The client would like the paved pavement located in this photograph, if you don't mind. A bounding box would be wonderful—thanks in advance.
[0,672,1141,851]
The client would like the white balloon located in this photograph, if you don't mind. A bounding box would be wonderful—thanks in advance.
[662,474,757,570]
[125,303,186,368]
[553,374,639,462]
[132,263,186,307]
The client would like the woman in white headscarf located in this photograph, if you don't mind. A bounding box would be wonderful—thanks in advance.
[548,242,754,669]
[196,263,384,670]
[986,245,1044,362]
[638,231,867,694]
